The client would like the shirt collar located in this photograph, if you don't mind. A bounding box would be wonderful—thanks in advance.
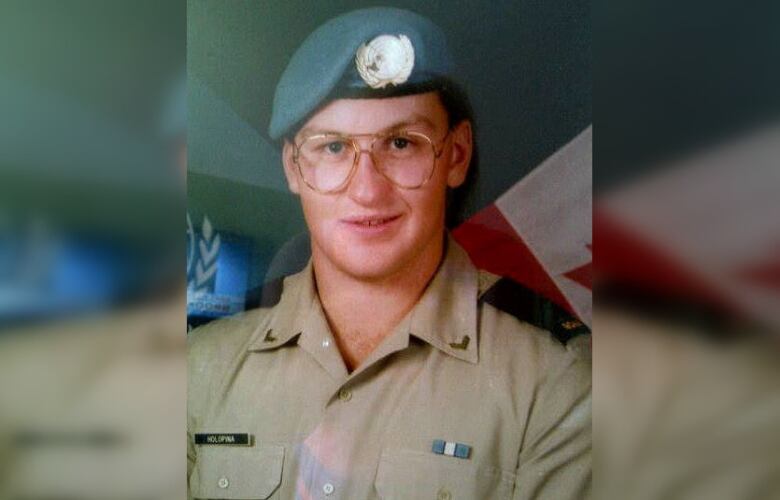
[406,236,479,364]
[246,263,314,352]
[248,234,479,364]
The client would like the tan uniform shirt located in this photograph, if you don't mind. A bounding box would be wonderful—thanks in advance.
[188,241,591,499]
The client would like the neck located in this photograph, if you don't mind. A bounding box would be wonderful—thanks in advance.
[313,235,445,372]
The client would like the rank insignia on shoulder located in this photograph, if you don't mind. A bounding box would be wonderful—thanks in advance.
[480,277,591,345]
[560,320,584,330]
[194,433,252,446]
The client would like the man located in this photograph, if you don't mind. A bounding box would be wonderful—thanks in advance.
[189,7,590,499]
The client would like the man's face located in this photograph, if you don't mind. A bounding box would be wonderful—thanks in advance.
[282,92,472,282]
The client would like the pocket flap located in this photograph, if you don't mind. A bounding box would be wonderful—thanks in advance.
[375,449,514,500]
[191,445,284,499]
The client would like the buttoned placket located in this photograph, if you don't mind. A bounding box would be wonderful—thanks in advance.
[244,237,481,498]
[291,303,423,498]
[300,311,416,402]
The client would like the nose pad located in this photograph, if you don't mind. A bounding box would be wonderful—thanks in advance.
[352,146,386,179]
[347,148,391,202]
[355,148,381,172]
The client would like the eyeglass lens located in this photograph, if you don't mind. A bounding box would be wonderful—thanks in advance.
[297,133,436,192]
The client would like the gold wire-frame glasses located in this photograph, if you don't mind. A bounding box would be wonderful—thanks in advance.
[292,130,450,194]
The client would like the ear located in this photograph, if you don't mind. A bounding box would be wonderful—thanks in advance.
[445,120,473,188]
[282,140,301,194]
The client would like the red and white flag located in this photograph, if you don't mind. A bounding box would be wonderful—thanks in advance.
[595,124,780,329]
[454,127,592,327]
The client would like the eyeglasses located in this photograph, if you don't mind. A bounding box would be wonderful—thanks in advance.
[292,130,450,193]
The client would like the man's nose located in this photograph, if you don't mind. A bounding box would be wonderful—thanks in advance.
[346,147,392,204]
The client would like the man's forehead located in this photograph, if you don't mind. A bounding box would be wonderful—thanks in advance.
[296,93,447,137]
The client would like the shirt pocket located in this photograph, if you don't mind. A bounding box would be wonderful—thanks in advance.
[190,444,284,499]
[374,448,515,500]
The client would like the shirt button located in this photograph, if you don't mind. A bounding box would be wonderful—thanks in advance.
[338,388,352,402]
[323,482,335,495]
[217,477,229,489]
[437,487,451,500]
[322,339,330,348]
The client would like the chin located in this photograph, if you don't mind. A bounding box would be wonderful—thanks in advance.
[333,247,410,281]
[311,225,441,282]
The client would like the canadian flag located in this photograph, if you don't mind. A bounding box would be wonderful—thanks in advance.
[594,124,780,329]
[454,126,592,328]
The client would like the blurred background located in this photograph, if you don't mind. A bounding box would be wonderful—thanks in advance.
[0,1,186,498]
[594,0,780,498]
[1,0,184,324]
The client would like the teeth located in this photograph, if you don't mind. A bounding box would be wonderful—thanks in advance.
[358,218,386,226]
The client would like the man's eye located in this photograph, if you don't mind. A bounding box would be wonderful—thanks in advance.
[391,137,410,149]
[326,141,345,154]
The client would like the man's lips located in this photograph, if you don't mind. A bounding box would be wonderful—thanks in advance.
[340,214,403,227]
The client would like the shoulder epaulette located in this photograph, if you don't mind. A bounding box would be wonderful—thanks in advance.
[479,276,590,345]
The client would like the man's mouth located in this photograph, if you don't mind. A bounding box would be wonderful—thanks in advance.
[341,214,402,228]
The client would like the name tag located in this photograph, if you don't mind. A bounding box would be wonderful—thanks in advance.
[194,433,252,446]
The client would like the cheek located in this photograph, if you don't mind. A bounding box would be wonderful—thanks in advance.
[299,194,324,220]
[409,184,448,226]
[298,192,339,234]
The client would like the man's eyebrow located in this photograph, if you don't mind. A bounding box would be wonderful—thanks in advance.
[382,116,438,132]
[297,116,438,138]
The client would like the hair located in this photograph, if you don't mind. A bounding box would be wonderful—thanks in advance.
[436,80,479,229]
[282,78,479,228]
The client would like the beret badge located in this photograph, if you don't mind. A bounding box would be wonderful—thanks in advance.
[355,34,415,89]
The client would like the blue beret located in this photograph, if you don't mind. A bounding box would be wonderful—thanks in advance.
[268,7,458,141]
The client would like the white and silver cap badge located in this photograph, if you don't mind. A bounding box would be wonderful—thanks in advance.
[355,34,415,89]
